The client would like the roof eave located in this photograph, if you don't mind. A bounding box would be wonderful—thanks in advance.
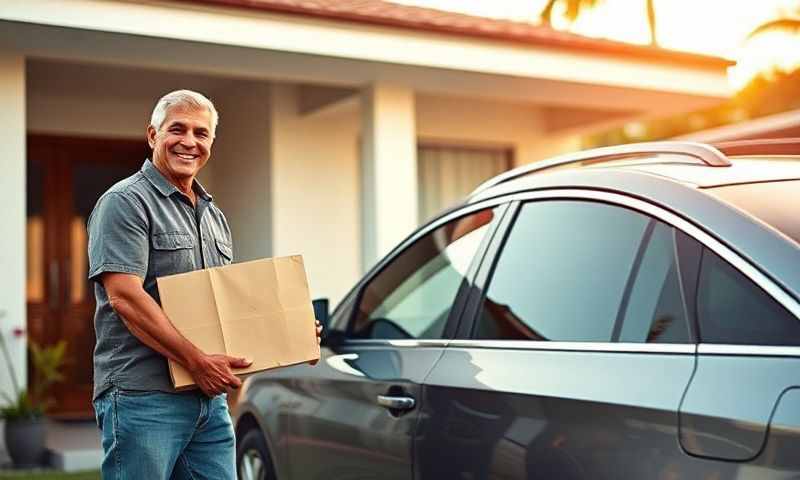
[177,0,733,70]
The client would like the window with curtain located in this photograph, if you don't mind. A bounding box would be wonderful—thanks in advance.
[417,144,511,222]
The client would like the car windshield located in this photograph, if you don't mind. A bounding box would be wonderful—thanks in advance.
[707,179,800,246]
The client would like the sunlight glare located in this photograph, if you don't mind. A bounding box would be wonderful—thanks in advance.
[729,29,800,90]
[389,0,793,59]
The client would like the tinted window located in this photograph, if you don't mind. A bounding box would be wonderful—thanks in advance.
[697,250,800,345]
[352,207,500,340]
[617,223,690,343]
[475,201,647,342]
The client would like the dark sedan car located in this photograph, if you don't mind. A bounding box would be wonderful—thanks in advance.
[234,139,800,480]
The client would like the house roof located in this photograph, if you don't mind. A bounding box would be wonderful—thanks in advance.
[179,0,733,69]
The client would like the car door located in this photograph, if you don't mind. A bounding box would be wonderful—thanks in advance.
[283,203,507,480]
[416,192,704,480]
[679,245,800,475]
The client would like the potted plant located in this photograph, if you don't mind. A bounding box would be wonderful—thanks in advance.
[0,311,67,468]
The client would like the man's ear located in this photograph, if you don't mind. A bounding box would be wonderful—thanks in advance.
[146,125,157,149]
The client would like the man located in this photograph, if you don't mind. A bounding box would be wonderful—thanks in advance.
[88,90,320,479]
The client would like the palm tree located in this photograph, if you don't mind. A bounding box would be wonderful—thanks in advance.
[646,0,657,46]
[539,0,659,46]
[539,0,599,26]
[748,17,800,38]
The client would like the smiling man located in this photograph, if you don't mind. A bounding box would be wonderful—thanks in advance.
[86,90,253,479]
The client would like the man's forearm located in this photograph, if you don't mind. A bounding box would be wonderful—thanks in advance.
[109,290,203,370]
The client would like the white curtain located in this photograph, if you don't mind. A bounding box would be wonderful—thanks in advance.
[418,146,509,222]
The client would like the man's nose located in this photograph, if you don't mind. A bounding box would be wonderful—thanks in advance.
[179,134,198,148]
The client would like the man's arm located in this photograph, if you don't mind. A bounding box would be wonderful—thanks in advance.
[102,272,251,396]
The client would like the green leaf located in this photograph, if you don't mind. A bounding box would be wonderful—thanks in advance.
[1,339,68,419]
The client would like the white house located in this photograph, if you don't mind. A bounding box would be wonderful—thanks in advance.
[0,0,732,417]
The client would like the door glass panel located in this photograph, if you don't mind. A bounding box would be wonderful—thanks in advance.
[353,207,500,339]
[697,249,800,345]
[70,217,88,303]
[71,162,138,304]
[26,161,45,303]
[475,200,650,342]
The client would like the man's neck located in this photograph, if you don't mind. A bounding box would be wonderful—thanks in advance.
[153,161,196,205]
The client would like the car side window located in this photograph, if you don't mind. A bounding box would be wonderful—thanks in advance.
[351,207,501,340]
[697,249,800,346]
[617,223,691,343]
[474,200,691,343]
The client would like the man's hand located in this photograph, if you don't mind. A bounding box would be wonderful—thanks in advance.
[189,354,253,397]
[315,320,323,344]
[308,320,324,366]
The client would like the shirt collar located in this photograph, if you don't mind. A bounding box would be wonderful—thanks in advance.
[141,159,213,202]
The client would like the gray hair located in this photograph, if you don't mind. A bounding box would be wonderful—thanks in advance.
[149,89,219,135]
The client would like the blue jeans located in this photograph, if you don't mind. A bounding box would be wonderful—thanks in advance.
[93,388,235,480]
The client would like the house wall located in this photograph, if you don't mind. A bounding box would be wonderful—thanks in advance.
[416,94,545,164]
[205,83,273,262]
[27,91,150,139]
[415,93,584,166]
[0,52,27,410]
[269,84,362,305]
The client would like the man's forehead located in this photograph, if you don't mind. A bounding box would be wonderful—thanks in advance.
[162,105,212,128]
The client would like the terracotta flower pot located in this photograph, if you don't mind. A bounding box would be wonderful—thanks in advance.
[4,417,46,467]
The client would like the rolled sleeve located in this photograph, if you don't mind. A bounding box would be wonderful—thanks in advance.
[87,192,149,281]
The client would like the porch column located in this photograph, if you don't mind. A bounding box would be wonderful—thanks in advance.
[0,52,26,402]
[360,84,417,271]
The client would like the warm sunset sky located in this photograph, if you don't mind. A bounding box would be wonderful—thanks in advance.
[391,0,797,59]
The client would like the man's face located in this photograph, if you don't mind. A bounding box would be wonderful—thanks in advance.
[147,105,214,182]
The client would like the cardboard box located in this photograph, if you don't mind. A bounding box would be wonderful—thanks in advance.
[157,255,320,389]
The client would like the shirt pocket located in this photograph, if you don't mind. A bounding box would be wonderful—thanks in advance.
[150,232,196,275]
[214,238,233,266]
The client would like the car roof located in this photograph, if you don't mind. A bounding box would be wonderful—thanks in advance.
[471,140,800,198]
[577,156,800,188]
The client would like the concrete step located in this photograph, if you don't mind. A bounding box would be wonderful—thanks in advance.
[45,419,102,472]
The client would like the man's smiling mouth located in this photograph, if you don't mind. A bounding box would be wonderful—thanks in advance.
[174,153,198,160]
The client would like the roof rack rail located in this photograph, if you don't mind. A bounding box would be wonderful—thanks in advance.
[471,141,731,196]
[714,138,800,156]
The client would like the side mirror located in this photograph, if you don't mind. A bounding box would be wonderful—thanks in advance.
[312,298,330,331]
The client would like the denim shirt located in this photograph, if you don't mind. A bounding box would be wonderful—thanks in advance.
[87,159,233,400]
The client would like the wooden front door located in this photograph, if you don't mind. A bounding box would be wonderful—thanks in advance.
[27,135,148,417]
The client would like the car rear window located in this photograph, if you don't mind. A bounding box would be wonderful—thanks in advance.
[707,180,800,246]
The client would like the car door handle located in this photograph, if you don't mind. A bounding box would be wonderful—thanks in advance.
[377,395,416,411]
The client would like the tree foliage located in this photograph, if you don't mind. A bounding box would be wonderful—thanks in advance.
[583,66,800,148]
[737,68,800,118]
[539,0,658,45]
[539,0,600,26]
